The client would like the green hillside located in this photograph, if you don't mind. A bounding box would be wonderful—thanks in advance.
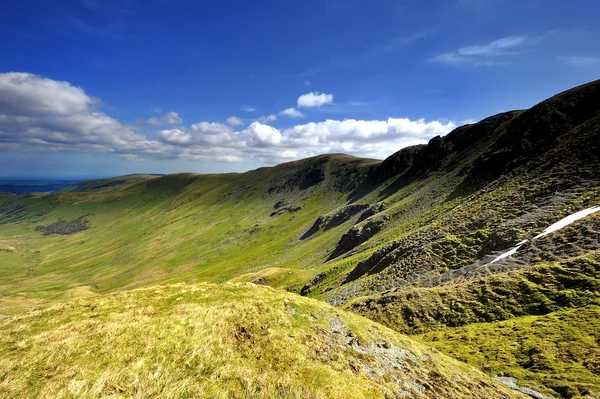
[1,80,599,397]
[0,154,378,307]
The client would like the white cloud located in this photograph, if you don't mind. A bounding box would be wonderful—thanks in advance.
[241,106,256,112]
[297,92,334,108]
[0,72,146,155]
[0,72,457,165]
[225,116,244,126]
[279,107,304,118]
[243,122,282,147]
[148,111,183,126]
[152,117,455,162]
[560,55,600,66]
[259,114,277,123]
[0,72,94,116]
[430,35,532,67]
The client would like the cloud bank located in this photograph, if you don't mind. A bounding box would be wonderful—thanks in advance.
[0,73,456,164]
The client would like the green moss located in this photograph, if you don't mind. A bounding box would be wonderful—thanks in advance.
[418,305,600,398]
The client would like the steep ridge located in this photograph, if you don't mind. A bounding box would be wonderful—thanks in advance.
[310,80,600,303]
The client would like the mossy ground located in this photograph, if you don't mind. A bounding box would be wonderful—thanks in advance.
[418,305,600,398]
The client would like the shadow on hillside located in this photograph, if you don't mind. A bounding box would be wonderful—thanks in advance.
[345,184,378,204]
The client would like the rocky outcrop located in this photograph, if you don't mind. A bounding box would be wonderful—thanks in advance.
[35,216,90,235]
[268,158,327,193]
[300,272,328,296]
[357,203,388,223]
[301,204,370,239]
[330,218,388,259]
[270,205,302,217]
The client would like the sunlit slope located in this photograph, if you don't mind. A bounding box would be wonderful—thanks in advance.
[0,154,377,304]
[0,283,524,399]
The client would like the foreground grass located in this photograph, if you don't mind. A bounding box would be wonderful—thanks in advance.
[419,306,600,398]
[0,283,523,399]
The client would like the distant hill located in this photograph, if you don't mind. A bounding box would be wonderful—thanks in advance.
[0,79,599,397]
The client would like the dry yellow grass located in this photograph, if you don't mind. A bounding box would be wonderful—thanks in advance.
[0,283,525,398]
[0,243,16,253]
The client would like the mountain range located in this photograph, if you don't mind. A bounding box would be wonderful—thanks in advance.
[1,80,599,398]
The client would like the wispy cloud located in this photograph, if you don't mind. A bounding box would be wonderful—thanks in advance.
[225,116,244,126]
[430,34,538,67]
[61,0,142,42]
[458,36,527,56]
[148,111,183,126]
[301,29,433,77]
[559,55,600,66]
[376,30,436,53]
[241,106,256,112]
[258,114,277,123]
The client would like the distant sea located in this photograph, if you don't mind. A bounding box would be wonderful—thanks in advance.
[0,178,90,195]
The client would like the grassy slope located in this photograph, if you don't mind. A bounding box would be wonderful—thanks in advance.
[0,283,524,399]
[345,252,600,397]
[418,305,600,398]
[344,230,600,334]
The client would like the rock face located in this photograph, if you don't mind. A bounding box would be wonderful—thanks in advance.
[367,145,425,184]
[302,204,370,239]
[357,203,388,223]
[494,377,557,399]
[330,218,388,259]
[270,205,302,217]
[300,272,328,296]
[268,157,328,193]
[365,111,519,190]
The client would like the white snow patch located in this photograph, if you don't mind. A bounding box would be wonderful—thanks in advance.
[489,205,600,264]
[490,240,528,264]
[533,205,600,239]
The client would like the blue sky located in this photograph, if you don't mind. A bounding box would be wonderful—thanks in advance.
[0,0,598,178]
